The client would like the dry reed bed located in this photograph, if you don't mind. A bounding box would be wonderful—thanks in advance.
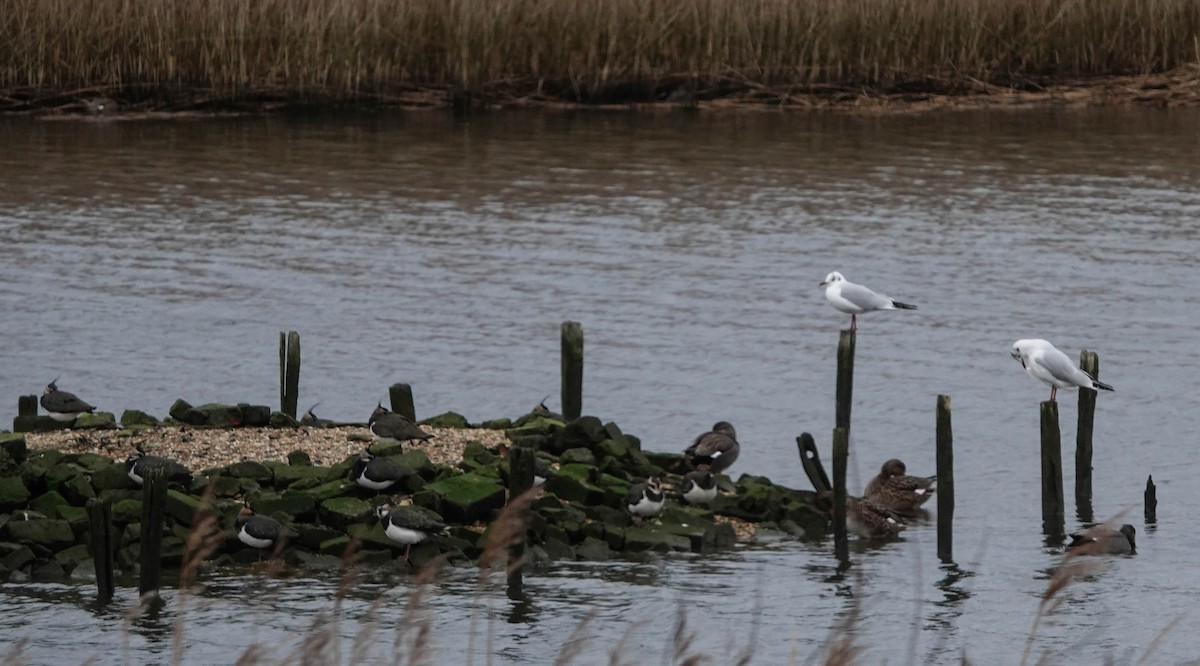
[2,0,1200,109]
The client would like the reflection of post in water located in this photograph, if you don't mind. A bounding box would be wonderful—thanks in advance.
[1040,401,1065,543]
[1074,350,1099,522]
[85,498,115,602]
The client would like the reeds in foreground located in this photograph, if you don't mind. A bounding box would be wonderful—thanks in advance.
[1,0,1198,108]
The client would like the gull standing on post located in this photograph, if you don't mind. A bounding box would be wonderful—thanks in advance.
[818,272,917,333]
[1010,339,1113,402]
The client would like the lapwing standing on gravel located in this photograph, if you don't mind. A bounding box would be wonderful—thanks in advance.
[40,378,96,422]
[680,469,718,505]
[863,459,935,518]
[368,403,433,445]
[375,502,449,562]
[125,448,193,485]
[300,403,320,426]
[236,506,288,558]
[625,477,666,522]
[351,449,415,491]
[684,422,739,475]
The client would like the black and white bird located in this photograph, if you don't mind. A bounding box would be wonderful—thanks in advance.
[1010,339,1114,402]
[625,477,666,521]
[300,403,321,426]
[680,469,718,505]
[125,449,193,485]
[40,378,96,422]
[368,403,433,444]
[819,272,917,333]
[375,502,449,561]
[1067,524,1136,555]
[684,422,740,475]
[236,506,288,556]
[863,459,935,518]
[350,449,415,491]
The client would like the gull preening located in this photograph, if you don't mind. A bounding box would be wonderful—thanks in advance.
[819,272,917,333]
[1010,339,1114,402]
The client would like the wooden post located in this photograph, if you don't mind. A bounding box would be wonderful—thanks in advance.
[17,395,38,417]
[279,331,301,419]
[836,331,855,432]
[389,383,416,422]
[506,446,536,599]
[936,395,954,563]
[1145,475,1157,524]
[139,467,168,595]
[1040,401,1064,539]
[832,426,849,566]
[1075,350,1098,521]
[561,321,584,422]
[86,498,114,602]
[796,433,832,493]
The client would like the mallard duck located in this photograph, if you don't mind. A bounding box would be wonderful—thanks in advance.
[818,272,916,333]
[1067,524,1136,555]
[864,458,935,517]
[684,422,739,474]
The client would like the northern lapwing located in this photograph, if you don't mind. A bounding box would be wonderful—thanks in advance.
[818,271,917,333]
[351,449,415,491]
[684,422,739,475]
[125,449,193,485]
[816,492,905,540]
[532,396,566,422]
[40,378,96,422]
[533,456,553,487]
[625,477,666,522]
[1067,524,1136,555]
[236,506,288,558]
[863,459,935,518]
[1011,339,1114,403]
[300,403,321,426]
[680,469,718,505]
[375,502,449,561]
[368,403,433,444]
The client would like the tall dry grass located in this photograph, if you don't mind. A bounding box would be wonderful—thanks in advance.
[1,0,1198,106]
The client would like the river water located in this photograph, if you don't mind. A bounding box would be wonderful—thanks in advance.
[1,108,1199,664]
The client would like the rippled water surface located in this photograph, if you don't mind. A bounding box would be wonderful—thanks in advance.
[2,109,1200,663]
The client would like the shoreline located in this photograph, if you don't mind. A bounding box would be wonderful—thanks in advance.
[6,67,1200,118]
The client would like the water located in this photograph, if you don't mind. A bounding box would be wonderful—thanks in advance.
[2,108,1200,664]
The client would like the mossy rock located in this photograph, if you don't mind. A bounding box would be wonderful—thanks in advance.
[296,525,344,550]
[287,551,345,570]
[193,403,244,427]
[54,543,92,573]
[6,519,75,550]
[72,453,117,473]
[318,497,373,530]
[58,474,97,506]
[318,534,352,556]
[111,499,143,524]
[420,411,470,429]
[73,412,117,429]
[559,448,596,466]
[479,418,512,430]
[120,410,160,427]
[424,473,505,524]
[168,399,207,426]
[287,450,313,466]
[30,560,67,580]
[0,433,27,464]
[29,490,68,515]
[624,527,692,553]
[462,441,499,466]
[55,505,89,535]
[164,490,202,526]
[237,404,272,427]
[301,479,355,502]
[269,411,300,428]
[0,476,31,511]
[541,537,574,561]
[551,416,607,454]
[1,543,35,571]
[272,465,328,490]
[222,461,273,482]
[541,474,598,505]
[199,475,244,498]
[575,536,615,561]
[91,463,136,492]
[12,416,71,433]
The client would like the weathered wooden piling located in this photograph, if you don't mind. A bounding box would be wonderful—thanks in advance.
[936,394,954,563]
[85,498,115,602]
[279,330,301,419]
[389,383,416,422]
[561,321,584,422]
[506,446,536,599]
[1075,350,1099,521]
[1040,401,1064,538]
[835,331,856,432]
[1145,475,1157,524]
[17,395,38,417]
[139,467,168,595]
[796,433,832,494]
[832,426,849,565]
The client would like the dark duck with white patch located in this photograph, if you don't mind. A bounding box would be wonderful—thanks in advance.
[40,378,95,422]
[684,422,739,475]
[680,469,718,505]
[375,503,449,561]
[236,506,288,555]
[625,477,666,520]
[368,403,433,444]
[863,458,935,518]
[125,449,193,485]
[351,450,415,491]
[1067,524,1136,555]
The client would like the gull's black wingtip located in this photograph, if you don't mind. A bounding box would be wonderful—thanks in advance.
[892,301,918,310]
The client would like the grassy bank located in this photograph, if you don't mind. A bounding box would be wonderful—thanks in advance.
[2,0,1199,111]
